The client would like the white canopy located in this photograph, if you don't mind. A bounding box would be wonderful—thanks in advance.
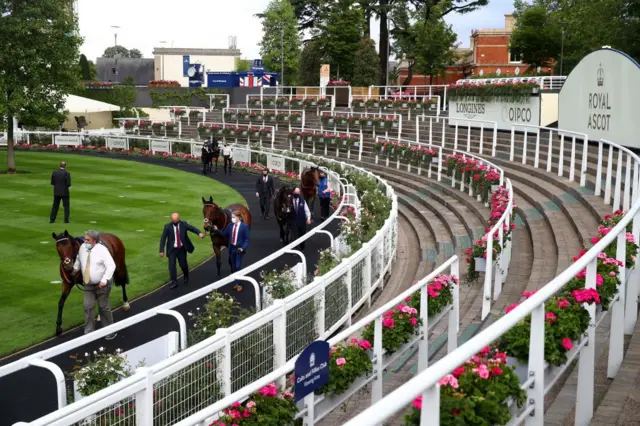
[64,94,119,113]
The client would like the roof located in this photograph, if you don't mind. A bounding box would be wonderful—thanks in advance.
[64,94,119,113]
[152,47,242,57]
[97,58,154,85]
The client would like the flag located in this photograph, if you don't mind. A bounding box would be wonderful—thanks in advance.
[262,75,272,86]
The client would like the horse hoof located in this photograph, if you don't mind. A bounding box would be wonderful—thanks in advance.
[96,315,101,322]
[122,302,130,311]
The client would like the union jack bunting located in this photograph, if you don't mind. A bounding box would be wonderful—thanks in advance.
[239,75,262,87]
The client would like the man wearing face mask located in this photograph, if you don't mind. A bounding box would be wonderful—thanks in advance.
[73,230,117,339]
[290,187,312,251]
[159,213,205,289]
[213,210,250,291]
[256,168,275,220]
[317,168,332,220]
[222,142,233,175]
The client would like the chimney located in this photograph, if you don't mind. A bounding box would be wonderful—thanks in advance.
[505,14,515,30]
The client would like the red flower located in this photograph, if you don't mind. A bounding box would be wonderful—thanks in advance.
[562,338,573,351]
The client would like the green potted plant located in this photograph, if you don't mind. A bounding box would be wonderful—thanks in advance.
[214,97,227,109]
[276,112,290,123]
[248,126,261,140]
[223,110,238,121]
[248,96,261,107]
[237,110,249,121]
[304,97,318,108]
[264,111,277,121]
[321,113,335,126]
[210,125,224,137]
[249,111,264,122]
[353,97,366,108]
[276,97,290,107]
[289,112,302,124]
[197,124,211,138]
[366,98,380,109]
[291,97,304,107]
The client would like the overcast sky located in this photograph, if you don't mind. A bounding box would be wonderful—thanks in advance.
[77,0,514,61]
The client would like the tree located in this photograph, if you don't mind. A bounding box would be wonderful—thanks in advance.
[258,0,302,86]
[234,58,251,72]
[509,4,562,70]
[299,40,323,86]
[78,54,95,80]
[102,45,130,58]
[0,0,82,173]
[315,0,365,82]
[412,7,458,84]
[128,48,143,58]
[352,39,380,86]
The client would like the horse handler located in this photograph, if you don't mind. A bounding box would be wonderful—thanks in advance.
[291,188,312,251]
[73,230,118,340]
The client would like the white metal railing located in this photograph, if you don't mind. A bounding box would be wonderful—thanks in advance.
[220,107,307,129]
[415,115,499,157]
[286,126,364,162]
[351,95,442,119]
[368,85,448,111]
[206,93,230,111]
[246,94,335,113]
[169,256,461,426]
[158,106,209,126]
[455,75,567,91]
[261,85,349,109]
[194,121,277,149]
[319,111,403,141]
[8,132,398,425]
[113,117,182,138]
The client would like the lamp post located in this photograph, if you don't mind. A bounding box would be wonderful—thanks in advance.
[386,22,392,88]
[560,30,565,76]
[111,25,120,83]
[280,26,285,87]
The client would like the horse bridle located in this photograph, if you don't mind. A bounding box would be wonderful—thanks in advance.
[55,237,94,291]
[203,203,230,236]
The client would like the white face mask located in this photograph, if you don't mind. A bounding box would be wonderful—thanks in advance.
[231,217,238,224]
[84,243,92,250]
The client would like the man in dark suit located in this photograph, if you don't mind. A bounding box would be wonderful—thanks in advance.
[213,210,250,291]
[49,161,71,223]
[159,212,205,289]
[255,168,275,220]
[290,187,312,251]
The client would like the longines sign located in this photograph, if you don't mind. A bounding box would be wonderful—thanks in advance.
[559,47,640,148]
[449,96,541,131]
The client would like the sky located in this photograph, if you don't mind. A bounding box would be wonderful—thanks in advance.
[76,0,514,62]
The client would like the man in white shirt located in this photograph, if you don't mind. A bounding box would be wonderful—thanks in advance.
[73,230,117,339]
[222,142,233,175]
[290,187,312,251]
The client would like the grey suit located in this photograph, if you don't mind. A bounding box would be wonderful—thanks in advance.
[50,168,71,222]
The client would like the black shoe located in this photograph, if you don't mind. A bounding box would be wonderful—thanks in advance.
[169,281,178,289]
[183,277,189,286]
[49,220,55,224]
[105,333,117,341]
[265,215,270,220]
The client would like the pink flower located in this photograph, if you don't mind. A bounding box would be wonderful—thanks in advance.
[246,401,256,408]
[591,236,601,244]
[410,317,418,326]
[382,317,395,328]
[627,232,635,243]
[562,338,573,351]
[336,357,346,366]
[413,395,422,409]
[350,338,359,345]
[610,271,617,277]
[596,274,604,286]
[491,367,503,376]
[522,291,536,299]
[505,303,519,314]
[545,312,557,323]
[438,374,460,388]
[452,366,466,377]
[474,364,490,379]
[557,299,570,308]
[359,340,372,350]
[283,391,293,399]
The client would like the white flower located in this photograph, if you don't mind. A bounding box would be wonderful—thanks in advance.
[99,347,104,352]
[188,311,193,317]
[116,348,122,353]
[85,352,89,357]
[93,351,97,355]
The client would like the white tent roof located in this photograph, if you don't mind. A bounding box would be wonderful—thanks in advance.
[64,94,119,113]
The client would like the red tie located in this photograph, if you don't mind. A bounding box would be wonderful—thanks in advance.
[176,225,182,248]
[232,224,238,246]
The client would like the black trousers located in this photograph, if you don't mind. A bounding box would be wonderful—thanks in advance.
[202,160,208,174]
[50,196,70,222]
[168,247,189,282]
[320,197,331,219]
[293,222,307,251]
[259,195,271,217]
[223,156,232,174]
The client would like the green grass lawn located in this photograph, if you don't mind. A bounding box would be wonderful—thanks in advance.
[0,151,244,356]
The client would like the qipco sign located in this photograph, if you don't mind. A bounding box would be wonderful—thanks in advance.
[449,97,541,131]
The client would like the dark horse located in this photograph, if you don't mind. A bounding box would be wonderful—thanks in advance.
[300,166,319,219]
[201,196,253,277]
[274,185,295,245]
[52,230,130,336]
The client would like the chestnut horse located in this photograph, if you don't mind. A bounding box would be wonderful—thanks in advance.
[201,196,253,276]
[52,230,130,336]
[274,185,295,245]
[300,166,319,219]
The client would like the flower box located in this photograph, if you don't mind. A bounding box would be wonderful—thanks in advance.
[250,114,264,122]
[264,113,276,121]
[276,98,290,107]
[311,374,374,421]
[237,112,249,121]
[276,114,289,122]
[324,137,335,145]
[223,112,237,121]
[214,98,227,109]
[238,129,248,137]
[354,100,366,108]
[290,114,302,123]
[475,257,486,272]
[365,120,374,127]
[264,99,276,107]
[250,131,261,140]
[291,99,304,107]
[325,118,335,125]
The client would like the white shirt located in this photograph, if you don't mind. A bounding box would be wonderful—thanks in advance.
[222,146,232,156]
[295,197,311,220]
[73,243,116,284]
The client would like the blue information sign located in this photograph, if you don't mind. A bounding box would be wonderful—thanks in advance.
[182,55,190,77]
[294,340,330,402]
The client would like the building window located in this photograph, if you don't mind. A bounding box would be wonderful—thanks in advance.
[509,48,523,63]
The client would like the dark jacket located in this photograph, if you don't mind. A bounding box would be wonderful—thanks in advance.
[256,175,275,197]
[160,221,202,254]
[216,222,250,251]
[51,169,71,197]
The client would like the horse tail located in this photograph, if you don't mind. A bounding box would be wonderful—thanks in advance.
[114,263,129,287]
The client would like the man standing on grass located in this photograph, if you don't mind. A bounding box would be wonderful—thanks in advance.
[73,230,117,340]
[49,161,71,223]
[159,213,205,289]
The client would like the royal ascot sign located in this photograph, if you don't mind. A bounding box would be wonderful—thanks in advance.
[448,96,541,131]
[558,47,640,148]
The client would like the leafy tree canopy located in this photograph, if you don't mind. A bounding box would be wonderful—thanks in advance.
[102,45,143,58]
[0,0,83,172]
[258,0,302,85]
[352,39,381,86]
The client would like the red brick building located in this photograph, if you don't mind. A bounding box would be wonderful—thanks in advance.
[397,14,553,86]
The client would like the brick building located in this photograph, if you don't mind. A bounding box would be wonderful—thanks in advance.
[397,14,553,86]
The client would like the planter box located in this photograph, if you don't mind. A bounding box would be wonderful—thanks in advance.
[355,101,366,108]
[325,119,335,125]
[475,257,486,272]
